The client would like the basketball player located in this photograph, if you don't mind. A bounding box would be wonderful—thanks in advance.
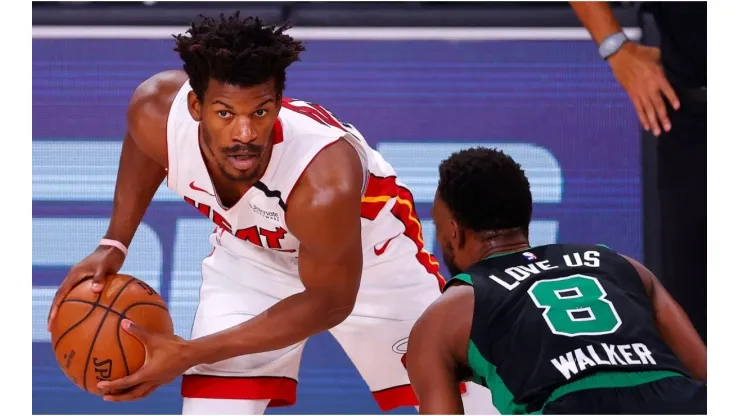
[46,13,496,415]
[405,147,707,414]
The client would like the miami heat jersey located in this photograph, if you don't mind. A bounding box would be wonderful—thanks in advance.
[165,80,435,277]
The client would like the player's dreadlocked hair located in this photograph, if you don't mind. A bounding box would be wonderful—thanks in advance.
[173,12,305,100]
[438,147,532,235]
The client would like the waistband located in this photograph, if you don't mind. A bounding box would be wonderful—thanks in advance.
[538,370,685,413]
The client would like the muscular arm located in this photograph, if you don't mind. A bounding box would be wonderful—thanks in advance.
[46,71,186,329]
[184,138,365,363]
[407,284,475,415]
[569,2,624,44]
[105,70,187,246]
[622,255,707,381]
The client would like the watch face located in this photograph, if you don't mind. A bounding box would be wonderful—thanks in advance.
[600,33,625,58]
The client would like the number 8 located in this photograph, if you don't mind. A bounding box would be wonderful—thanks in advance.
[527,274,622,337]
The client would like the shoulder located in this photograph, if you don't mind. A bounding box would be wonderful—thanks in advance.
[286,138,364,214]
[408,284,475,367]
[619,253,657,298]
[127,70,189,166]
[415,284,475,332]
[284,139,364,256]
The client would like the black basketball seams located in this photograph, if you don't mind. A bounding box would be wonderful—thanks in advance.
[52,292,103,352]
[53,279,170,390]
[119,301,169,315]
[51,275,99,351]
[58,300,168,378]
[81,277,136,393]
[64,276,94,299]
[116,314,131,376]
[61,299,168,316]
[60,299,122,316]
[116,301,170,376]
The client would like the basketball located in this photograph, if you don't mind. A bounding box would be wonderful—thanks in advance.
[50,274,174,395]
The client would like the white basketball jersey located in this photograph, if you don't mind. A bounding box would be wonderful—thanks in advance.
[165,81,431,273]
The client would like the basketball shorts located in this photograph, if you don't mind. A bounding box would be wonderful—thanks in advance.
[180,230,447,411]
[542,372,707,415]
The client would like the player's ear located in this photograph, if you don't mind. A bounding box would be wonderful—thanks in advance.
[187,91,202,122]
[273,93,283,117]
[451,219,465,249]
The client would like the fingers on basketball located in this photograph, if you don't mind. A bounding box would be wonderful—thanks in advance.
[49,274,174,396]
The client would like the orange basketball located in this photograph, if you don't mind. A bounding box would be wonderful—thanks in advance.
[50,274,174,395]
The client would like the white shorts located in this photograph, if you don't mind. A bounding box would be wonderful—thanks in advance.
[180,226,447,411]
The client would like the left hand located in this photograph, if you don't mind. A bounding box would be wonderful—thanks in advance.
[97,319,192,402]
[607,42,680,136]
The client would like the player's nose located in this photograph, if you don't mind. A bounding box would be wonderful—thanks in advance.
[232,117,258,142]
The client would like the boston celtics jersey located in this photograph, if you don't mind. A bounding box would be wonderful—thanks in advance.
[445,244,689,414]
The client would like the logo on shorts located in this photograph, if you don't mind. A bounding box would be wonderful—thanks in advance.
[523,252,537,261]
[392,337,408,354]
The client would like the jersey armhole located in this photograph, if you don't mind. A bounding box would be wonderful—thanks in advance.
[443,273,473,292]
[164,81,190,191]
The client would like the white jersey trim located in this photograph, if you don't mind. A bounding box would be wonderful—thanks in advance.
[165,80,191,191]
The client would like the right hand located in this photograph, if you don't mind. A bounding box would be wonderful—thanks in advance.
[47,245,126,331]
[608,42,681,136]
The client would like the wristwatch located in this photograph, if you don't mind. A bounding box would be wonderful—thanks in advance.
[598,32,629,60]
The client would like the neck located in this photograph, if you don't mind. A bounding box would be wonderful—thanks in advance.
[476,232,530,262]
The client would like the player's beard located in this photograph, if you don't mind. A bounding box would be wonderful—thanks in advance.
[200,129,269,184]
[442,240,464,277]
[219,140,270,183]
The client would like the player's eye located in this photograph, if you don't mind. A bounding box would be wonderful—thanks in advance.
[217,110,232,118]
[253,109,268,118]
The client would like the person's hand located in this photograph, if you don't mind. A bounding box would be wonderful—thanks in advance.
[608,42,681,136]
[47,245,125,331]
[97,319,192,402]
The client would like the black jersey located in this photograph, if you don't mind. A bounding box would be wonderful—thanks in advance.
[444,244,689,414]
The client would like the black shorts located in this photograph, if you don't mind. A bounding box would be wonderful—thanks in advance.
[542,375,707,415]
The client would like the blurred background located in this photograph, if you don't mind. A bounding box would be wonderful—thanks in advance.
[33,1,664,414]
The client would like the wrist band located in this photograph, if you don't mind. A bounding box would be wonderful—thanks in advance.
[100,238,128,257]
[598,31,629,60]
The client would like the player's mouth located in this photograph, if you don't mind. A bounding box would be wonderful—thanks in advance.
[227,154,258,171]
